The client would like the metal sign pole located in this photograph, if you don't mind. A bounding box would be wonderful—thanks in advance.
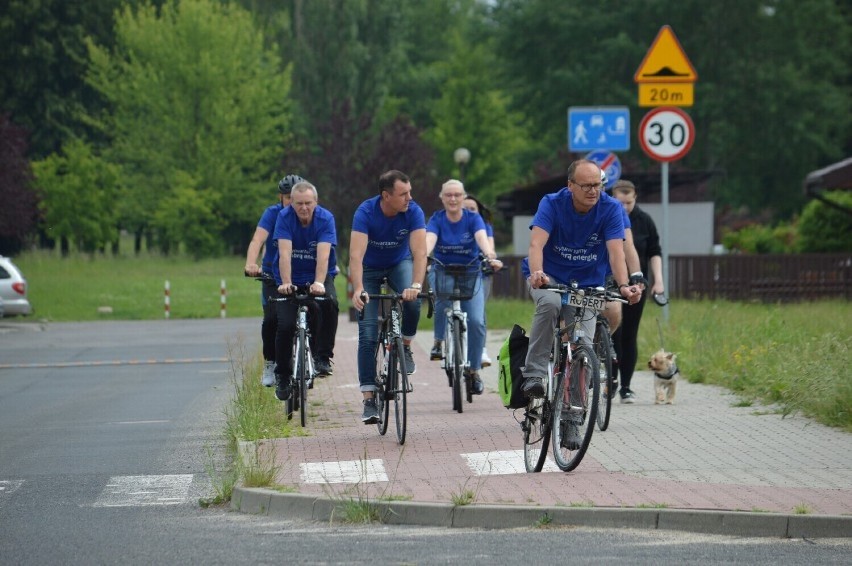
[661,162,670,322]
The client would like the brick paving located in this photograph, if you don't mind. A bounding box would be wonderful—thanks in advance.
[252,316,852,516]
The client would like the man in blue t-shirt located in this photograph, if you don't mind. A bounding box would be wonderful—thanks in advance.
[349,170,427,424]
[244,174,303,387]
[271,181,339,401]
[521,160,641,419]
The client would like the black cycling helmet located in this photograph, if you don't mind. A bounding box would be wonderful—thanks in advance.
[278,174,304,195]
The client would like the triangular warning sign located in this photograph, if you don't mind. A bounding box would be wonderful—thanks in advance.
[634,25,697,83]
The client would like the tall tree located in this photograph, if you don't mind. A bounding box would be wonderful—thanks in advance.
[0,0,127,158]
[0,114,39,255]
[84,0,293,254]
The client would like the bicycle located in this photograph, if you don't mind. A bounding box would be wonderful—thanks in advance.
[430,256,484,413]
[269,286,326,428]
[360,280,433,445]
[594,289,627,432]
[521,282,608,473]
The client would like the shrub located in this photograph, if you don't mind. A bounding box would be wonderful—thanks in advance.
[798,191,852,252]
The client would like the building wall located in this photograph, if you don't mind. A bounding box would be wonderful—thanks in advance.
[511,202,714,256]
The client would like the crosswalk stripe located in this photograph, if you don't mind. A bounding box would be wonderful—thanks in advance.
[93,474,193,507]
[462,450,561,475]
[300,459,388,484]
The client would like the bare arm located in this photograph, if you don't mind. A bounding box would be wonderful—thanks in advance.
[349,231,368,309]
[311,242,331,295]
[607,238,641,304]
[474,229,496,259]
[244,227,269,276]
[277,239,294,294]
[650,255,664,294]
[405,228,427,301]
[527,226,550,288]
[425,231,438,257]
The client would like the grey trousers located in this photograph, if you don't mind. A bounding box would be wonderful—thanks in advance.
[522,281,596,379]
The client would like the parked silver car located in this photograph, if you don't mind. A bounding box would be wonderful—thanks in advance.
[0,256,32,316]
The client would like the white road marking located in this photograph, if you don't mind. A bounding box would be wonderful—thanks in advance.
[462,450,561,475]
[93,474,193,507]
[110,420,170,425]
[0,480,24,495]
[300,459,388,484]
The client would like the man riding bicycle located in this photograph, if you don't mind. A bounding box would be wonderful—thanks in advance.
[272,181,339,401]
[521,159,642,408]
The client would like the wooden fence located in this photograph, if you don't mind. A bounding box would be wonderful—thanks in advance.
[489,253,851,302]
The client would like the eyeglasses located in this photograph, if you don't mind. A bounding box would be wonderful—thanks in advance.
[442,193,465,200]
[571,181,602,193]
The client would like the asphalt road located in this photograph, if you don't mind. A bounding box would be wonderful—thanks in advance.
[1,318,849,565]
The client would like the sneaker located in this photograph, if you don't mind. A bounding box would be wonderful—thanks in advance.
[522,376,545,398]
[403,345,416,375]
[261,360,276,387]
[481,348,492,368]
[619,388,636,404]
[315,357,333,377]
[430,341,443,361]
[560,420,582,450]
[275,375,291,401]
[361,398,380,424]
[471,372,484,395]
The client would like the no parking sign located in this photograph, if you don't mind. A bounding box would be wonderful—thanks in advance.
[584,150,621,190]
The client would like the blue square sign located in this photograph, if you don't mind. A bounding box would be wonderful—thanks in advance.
[568,106,630,152]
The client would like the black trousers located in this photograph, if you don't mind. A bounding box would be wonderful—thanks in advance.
[612,291,648,390]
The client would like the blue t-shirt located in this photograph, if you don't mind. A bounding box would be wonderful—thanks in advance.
[257,203,284,273]
[272,205,338,285]
[522,188,625,287]
[352,196,426,269]
[426,209,486,265]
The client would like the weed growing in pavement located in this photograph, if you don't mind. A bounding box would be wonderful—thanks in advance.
[378,494,413,502]
[636,502,670,509]
[451,489,476,506]
[534,513,553,528]
[569,500,595,508]
[240,440,280,488]
[794,503,812,515]
[323,448,407,524]
[731,399,753,407]
[200,444,239,507]
[448,455,492,507]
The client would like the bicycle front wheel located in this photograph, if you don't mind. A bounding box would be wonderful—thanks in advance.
[523,397,551,472]
[594,322,614,431]
[451,318,463,413]
[297,328,309,428]
[392,337,408,445]
[551,345,599,472]
[375,338,389,436]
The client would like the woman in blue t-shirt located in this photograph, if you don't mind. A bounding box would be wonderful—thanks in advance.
[426,180,502,395]
[462,194,497,368]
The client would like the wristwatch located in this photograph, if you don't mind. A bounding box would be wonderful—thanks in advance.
[410,283,422,290]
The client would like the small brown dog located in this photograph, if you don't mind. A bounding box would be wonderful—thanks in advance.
[648,349,679,404]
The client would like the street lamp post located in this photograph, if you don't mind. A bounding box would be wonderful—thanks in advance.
[453,147,471,184]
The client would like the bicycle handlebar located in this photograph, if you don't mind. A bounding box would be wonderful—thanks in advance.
[357,289,434,321]
[541,283,628,304]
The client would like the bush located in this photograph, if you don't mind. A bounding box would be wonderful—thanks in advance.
[798,191,852,252]
[721,221,797,254]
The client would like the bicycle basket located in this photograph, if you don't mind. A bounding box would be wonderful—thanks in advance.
[433,264,481,301]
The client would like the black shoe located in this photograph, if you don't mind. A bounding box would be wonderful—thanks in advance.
[619,388,636,404]
[471,372,484,395]
[361,398,380,424]
[430,341,443,360]
[560,420,582,450]
[522,376,545,398]
[403,345,416,375]
[275,375,291,401]
[315,357,333,377]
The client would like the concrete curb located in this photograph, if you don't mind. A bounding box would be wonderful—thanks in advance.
[231,487,852,538]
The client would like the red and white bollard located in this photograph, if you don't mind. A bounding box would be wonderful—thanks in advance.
[220,279,227,318]
[164,280,171,319]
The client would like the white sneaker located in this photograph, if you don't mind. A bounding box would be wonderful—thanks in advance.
[261,360,276,387]
[481,347,492,368]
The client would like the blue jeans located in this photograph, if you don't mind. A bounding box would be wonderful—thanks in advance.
[357,260,421,392]
[429,269,486,372]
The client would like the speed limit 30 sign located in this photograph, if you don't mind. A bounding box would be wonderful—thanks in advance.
[638,106,695,162]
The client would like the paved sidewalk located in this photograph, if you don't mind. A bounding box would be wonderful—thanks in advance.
[233,315,852,537]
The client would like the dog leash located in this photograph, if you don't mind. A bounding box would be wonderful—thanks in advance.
[656,318,666,350]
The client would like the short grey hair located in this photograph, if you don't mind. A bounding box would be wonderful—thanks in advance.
[291,180,318,200]
[440,178,465,196]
